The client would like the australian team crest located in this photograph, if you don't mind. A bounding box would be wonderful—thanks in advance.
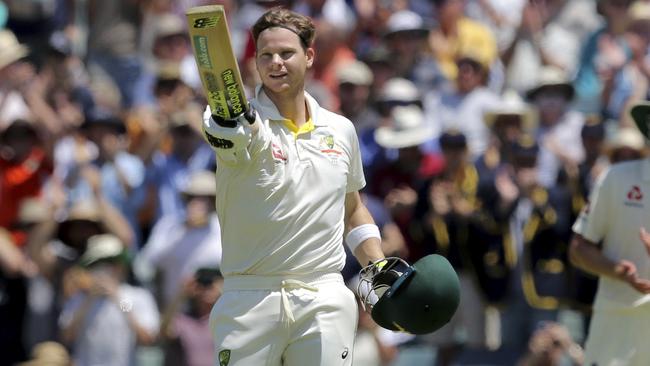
[319,134,343,160]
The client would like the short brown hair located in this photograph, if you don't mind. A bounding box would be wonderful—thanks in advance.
[251,8,315,50]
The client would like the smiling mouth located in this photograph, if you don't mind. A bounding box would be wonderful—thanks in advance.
[270,73,288,79]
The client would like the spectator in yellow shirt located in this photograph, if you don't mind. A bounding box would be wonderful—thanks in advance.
[428,0,498,82]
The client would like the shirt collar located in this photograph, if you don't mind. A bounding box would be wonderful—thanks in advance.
[254,85,326,127]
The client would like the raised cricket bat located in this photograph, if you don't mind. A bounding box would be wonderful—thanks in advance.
[186,5,247,120]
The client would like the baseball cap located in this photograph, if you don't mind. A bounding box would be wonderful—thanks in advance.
[79,234,128,267]
[384,10,429,38]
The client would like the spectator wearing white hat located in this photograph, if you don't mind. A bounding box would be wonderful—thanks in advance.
[0,30,65,135]
[375,77,423,117]
[369,105,444,262]
[136,170,222,307]
[0,29,31,129]
[59,234,159,366]
[526,67,586,188]
[336,60,385,177]
[138,12,202,103]
[381,9,446,94]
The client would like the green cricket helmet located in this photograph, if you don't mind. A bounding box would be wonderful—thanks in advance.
[369,255,460,334]
[630,101,650,140]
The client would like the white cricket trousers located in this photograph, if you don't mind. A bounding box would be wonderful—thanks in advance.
[209,272,358,366]
[583,304,650,366]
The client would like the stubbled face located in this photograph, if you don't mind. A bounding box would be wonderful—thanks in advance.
[255,27,314,98]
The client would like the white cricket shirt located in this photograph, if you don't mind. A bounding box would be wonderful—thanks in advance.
[572,159,650,309]
[213,86,365,276]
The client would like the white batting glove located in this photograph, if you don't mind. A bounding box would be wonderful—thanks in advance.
[202,105,253,152]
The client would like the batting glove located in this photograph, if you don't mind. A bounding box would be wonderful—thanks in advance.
[202,105,255,152]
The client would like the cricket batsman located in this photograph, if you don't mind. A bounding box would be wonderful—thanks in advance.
[200,8,459,366]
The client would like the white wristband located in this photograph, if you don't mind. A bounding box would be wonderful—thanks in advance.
[346,224,381,253]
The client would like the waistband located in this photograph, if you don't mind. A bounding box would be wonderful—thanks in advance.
[223,272,343,292]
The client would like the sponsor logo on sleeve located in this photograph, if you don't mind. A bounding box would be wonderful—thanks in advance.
[625,185,644,208]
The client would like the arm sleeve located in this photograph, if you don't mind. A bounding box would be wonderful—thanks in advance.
[346,124,366,193]
[247,118,271,160]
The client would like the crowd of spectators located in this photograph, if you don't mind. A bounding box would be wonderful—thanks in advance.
[1,0,649,365]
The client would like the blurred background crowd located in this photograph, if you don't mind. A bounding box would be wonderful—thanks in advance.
[1,0,649,365]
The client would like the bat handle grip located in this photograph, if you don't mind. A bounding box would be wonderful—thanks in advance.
[213,116,237,128]
[212,106,256,128]
[241,107,257,125]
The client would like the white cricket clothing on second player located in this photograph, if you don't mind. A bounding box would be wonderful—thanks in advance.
[572,159,650,366]
[213,86,366,276]
[572,159,650,310]
[210,272,357,366]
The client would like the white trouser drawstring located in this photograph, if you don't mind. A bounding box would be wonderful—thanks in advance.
[280,279,318,324]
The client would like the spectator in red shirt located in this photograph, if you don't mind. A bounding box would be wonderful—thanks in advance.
[0,119,52,246]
